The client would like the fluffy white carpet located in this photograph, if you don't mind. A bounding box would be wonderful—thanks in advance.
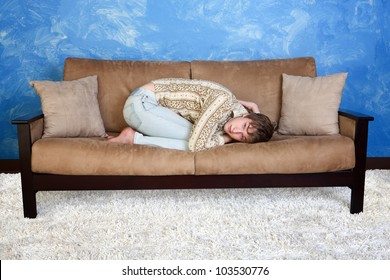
[1,170,389,260]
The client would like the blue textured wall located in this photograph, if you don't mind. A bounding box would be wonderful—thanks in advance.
[1,0,389,158]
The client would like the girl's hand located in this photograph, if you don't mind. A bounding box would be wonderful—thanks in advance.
[238,100,260,113]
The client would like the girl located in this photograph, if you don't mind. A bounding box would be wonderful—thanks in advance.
[108,78,274,151]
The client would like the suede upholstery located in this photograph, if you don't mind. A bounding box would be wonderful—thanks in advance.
[30,57,356,176]
[30,75,106,138]
[195,134,355,175]
[63,58,191,132]
[278,73,347,135]
[32,138,194,176]
[191,58,316,122]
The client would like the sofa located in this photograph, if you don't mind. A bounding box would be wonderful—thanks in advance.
[12,57,374,218]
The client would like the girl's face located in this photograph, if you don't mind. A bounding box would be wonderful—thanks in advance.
[224,116,255,142]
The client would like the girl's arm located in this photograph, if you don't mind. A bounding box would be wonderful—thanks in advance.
[238,100,260,113]
[188,91,231,151]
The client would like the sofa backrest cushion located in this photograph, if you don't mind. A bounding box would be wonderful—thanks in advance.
[191,57,316,122]
[64,58,191,132]
[63,57,316,132]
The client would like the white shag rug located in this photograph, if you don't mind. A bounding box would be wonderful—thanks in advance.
[1,170,389,260]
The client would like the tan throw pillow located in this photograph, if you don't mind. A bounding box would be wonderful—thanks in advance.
[278,72,348,135]
[30,75,106,138]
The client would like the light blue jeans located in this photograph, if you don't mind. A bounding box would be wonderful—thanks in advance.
[123,88,193,150]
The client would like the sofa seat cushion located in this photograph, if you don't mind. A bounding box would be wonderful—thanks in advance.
[195,134,355,175]
[31,138,195,176]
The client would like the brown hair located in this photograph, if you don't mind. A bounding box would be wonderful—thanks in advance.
[246,113,275,143]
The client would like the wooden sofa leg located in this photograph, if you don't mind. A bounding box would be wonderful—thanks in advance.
[13,119,39,218]
[348,112,373,214]
[349,154,367,214]
[21,180,37,218]
[350,181,364,214]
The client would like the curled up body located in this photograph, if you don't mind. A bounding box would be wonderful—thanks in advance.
[108,78,274,151]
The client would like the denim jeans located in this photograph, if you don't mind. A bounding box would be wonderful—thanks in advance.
[123,87,192,150]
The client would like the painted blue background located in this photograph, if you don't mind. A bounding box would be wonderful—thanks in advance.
[1,0,389,159]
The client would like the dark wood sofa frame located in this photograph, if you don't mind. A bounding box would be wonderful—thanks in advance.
[13,109,373,218]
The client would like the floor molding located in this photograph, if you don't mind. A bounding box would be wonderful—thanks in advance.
[1,157,389,174]
[366,157,390,170]
[0,159,20,173]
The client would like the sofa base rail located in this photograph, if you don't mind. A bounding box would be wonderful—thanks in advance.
[33,172,354,190]
[20,171,360,218]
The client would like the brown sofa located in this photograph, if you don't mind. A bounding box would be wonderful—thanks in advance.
[13,57,374,218]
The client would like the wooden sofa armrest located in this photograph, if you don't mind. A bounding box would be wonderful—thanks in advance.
[338,109,374,141]
[338,108,374,165]
[12,112,44,165]
[12,111,44,169]
[12,111,44,123]
[338,109,374,121]
[338,109,374,213]
[12,112,44,144]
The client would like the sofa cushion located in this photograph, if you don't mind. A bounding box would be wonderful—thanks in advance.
[195,134,355,175]
[191,57,317,123]
[30,75,106,138]
[63,58,191,133]
[278,73,347,135]
[31,138,195,176]
[31,136,354,176]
